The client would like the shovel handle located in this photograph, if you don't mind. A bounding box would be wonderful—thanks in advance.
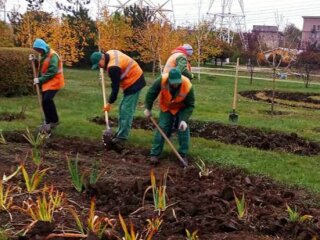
[100,68,111,130]
[30,59,45,121]
[232,58,239,110]
[150,117,188,167]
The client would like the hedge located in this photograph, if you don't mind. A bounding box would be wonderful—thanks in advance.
[0,47,37,97]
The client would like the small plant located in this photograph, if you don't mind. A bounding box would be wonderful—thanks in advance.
[20,164,49,193]
[89,160,101,185]
[195,158,212,177]
[119,213,140,240]
[234,192,247,220]
[22,128,47,166]
[286,204,313,223]
[69,198,116,239]
[0,130,6,144]
[143,169,168,213]
[14,186,64,222]
[67,154,85,192]
[0,180,14,211]
[185,229,199,240]
[145,216,163,240]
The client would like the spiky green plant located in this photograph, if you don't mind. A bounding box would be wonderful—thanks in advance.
[185,229,199,240]
[119,214,140,240]
[234,192,246,220]
[13,186,64,222]
[286,204,313,223]
[89,160,101,185]
[0,130,6,144]
[145,216,163,240]
[20,164,49,193]
[67,154,85,192]
[0,180,14,210]
[195,158,212,177]
[143,169,168,213]
[22,128,47,166]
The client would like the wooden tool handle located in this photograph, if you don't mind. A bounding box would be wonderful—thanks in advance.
[100,68,110,129]
[150,117,188,167]
[232,58,240,110]
[30,59,44,120]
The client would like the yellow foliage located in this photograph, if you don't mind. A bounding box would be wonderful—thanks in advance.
[97,8,133,52]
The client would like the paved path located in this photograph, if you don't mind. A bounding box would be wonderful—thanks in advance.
[192,67,320,86]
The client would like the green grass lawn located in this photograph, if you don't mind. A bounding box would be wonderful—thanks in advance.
[1,68,320,192]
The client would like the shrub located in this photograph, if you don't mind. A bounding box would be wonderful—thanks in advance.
[0,47,36,97]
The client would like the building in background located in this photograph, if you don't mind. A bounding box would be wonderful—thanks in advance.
[252,25,283,50]
[301,16,320,50]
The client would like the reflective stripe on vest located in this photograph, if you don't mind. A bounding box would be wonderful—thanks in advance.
[159,74,192,115]
[107,50,143,90]
[41,49,64,91]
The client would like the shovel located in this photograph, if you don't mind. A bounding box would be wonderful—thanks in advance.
[29,54,51,134]
[100,68,113,146]
[150,116,188,168]
[229,58,239,123]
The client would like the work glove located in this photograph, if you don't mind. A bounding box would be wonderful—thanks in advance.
[191,73,194,79]
[178,121,188,131]
[144,109,151,118]
[33,78,39,85]
[29,54,35,61]
[103,103,112,112]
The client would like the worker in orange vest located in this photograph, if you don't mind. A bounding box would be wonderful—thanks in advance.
[32,38,64,134]
[144,68,195,165]
[91,50,146,149]
[163,43,194,80]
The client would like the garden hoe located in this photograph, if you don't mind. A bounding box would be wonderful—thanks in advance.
[100,68,113,147]
[229,58,239,123]
[29,54,51,134]
[149,116,188,168]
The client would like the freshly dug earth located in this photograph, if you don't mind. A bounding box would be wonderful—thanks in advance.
[90,116,320,156]
[239,90,320,109]
[0,132,320,240]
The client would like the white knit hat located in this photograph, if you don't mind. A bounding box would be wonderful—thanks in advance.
[182,43,193,56]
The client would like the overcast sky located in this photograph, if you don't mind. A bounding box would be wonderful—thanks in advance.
[2,0,320,30]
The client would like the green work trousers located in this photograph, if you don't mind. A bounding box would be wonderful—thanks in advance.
[115,91,141,140]
[150,110,190,157]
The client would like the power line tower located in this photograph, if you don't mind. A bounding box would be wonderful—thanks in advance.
[207,0,247,49]
[106,0,175,23]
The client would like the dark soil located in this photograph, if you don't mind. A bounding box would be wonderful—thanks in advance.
[0,110,26,121]
[0,132,319,240]
[239,90,320,109]
[90,116,320,156]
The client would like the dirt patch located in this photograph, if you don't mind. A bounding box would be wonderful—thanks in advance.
[240,90,320,109]
[89,116,320,156]
[0,133,320,240]
[0,110,26,121]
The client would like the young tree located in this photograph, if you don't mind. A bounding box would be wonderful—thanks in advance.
[0,20,14,47]
[283,23,301,49]
[296,49,320,88]
[97,8,133,52]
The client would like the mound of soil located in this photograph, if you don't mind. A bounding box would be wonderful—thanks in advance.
[240,90,320,109]
[0,111,26,121]
[0,133,320,240]
[90,116,320,156]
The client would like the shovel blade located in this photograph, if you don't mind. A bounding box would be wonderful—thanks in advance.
[229,111,239,123]
[102,128,113,147]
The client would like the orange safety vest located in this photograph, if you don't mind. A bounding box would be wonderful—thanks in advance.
[163,52,186,74]
[159,73,192,115]
[41,49,64,92]
[106,50,143,90]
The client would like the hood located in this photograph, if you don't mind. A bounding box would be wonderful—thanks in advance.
[33,39,49,53]
[172,46,188,56]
